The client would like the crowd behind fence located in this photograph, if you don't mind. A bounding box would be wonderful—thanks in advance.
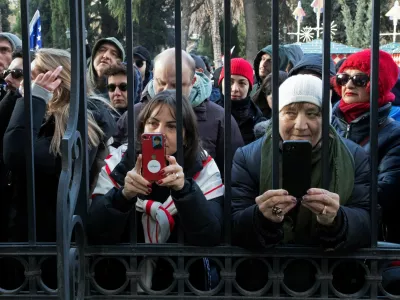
[0,0,400,299]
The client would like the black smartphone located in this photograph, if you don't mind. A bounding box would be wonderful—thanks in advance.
[282,140,312,200]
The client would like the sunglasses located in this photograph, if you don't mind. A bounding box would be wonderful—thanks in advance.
[3,69,23,79]
[134,59,144,68]
[336,73,369,87]
[107,83,128,92]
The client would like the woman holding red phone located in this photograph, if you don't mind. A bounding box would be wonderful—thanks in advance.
[88,90,224,291]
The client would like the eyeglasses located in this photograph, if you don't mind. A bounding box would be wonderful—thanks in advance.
[3,69,23,79]
[134,59,144,68]
[107,83,128,92]
[336,73,369,87]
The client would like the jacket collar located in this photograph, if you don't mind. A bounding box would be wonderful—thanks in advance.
[333,102,392,143]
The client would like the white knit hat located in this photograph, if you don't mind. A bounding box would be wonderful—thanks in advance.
[278,74,332,121]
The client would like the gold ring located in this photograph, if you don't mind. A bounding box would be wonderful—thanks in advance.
[272,206,283,216]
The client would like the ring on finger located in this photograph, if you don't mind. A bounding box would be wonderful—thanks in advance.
[320,205,327,215]
[272,206,283,216]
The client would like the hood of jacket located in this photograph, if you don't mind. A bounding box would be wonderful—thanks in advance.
[87,37,125,93]
[288,53,336,77]
[253,45,289,83]
[284,44,304,68]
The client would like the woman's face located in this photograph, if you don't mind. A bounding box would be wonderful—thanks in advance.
[222,75,250,100]
[144,104,184,155]
[340,69,370,104]
[279,103,322,147]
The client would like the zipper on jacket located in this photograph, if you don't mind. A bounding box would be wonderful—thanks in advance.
[345,123,351,139]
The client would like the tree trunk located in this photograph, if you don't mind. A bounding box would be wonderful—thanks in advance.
[181,0,191,50]
[211,0,222,68]
[243,0,257,61]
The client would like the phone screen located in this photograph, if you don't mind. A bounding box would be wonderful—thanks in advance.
[282,140,312,199]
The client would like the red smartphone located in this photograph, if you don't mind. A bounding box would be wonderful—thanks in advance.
[141,133,167,181]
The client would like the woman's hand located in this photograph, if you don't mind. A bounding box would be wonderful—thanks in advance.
[256,189,297,223]
[122,154,152,199]
[34,66,63,92]
[301,188,340,226]
[157,155,185,191]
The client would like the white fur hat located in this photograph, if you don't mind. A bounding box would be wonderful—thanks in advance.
[278,74,332,121]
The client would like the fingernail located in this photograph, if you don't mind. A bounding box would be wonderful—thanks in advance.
[159,170,165,176]
[302,196,307,201]
[147,184,152,188]
[148,188,152,193]
[58,66,63,70]
[157,180,163,185]
[166,155,170,158]
[284,191,289,195]
[292,197,297,202]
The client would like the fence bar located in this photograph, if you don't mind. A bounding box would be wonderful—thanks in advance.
[223,0,232,246]
[271,0,279,190]
[369,0,380,248]
[20,0,36,245]
[76,0,88,225]
[223,1,233,296]
[174,1,185,297]
[321,0,331,190]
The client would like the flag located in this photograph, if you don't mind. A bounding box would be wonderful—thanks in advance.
[29,10,42,50]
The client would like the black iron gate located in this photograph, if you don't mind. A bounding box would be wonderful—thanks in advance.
[1,0,400,299]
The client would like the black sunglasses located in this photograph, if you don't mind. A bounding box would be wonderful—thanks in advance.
[336,73,370,87]
[134,59,144,68]
[3,69,23,79]
[107,83,128,92]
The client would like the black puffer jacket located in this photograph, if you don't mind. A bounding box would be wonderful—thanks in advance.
[216,96,266,145]
[2,95,116,242]
[332,103,400,243]
[231,136,371,250]
[0,90,20,241]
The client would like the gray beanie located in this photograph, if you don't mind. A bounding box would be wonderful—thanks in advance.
[0,33,22,51]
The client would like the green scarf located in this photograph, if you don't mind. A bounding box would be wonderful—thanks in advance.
[259,124,355,244]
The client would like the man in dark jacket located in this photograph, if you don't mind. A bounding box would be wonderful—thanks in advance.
[0,33,22,101]
[115,48,244,175]
[133,45,153,95]
[0,48,23,241]
[251,45,290,96]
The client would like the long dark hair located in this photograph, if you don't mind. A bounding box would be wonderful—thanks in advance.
[137,90,205,168]
[252,71,288,118]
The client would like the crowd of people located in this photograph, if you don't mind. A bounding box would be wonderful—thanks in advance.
[0,30,400,293]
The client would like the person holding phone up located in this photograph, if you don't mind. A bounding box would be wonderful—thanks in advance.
[87,90,224,290]
[231,74,371,250]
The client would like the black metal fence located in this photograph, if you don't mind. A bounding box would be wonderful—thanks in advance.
[0,0,399,299]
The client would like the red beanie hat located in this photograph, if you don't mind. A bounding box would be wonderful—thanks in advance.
[333,49,399,103]
[218,58,254,88]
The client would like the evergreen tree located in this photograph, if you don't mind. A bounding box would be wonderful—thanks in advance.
[353,0,368,47]
[50,0,69,48]
[0,0,11,32]
[339,0,355,46]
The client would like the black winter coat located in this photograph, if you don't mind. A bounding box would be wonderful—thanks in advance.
[216,96,266,145]
[0,90,20,241]
[2,95,116,242]
[231,136,371,250]
[332,103,400,243]
[114,86,245,176]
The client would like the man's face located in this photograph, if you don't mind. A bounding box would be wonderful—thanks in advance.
[93,43,120,77]
[107,74,128,109]
[134,55,147,78]
[0,38,13,73]
[259,53,272,79]
[4,57,23,91]
[153,62,195,98]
